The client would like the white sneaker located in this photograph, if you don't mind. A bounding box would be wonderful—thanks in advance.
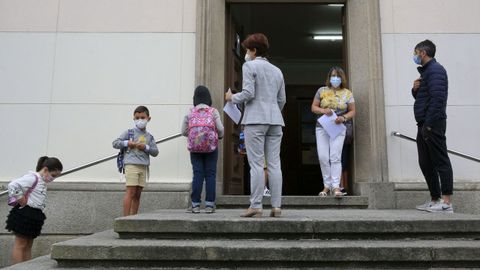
[263,188,271,197]
[427,201,454,213]
[416,200,438,211]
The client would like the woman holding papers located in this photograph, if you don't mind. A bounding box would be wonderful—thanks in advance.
[311,67,356,197]
[225,33,286,218]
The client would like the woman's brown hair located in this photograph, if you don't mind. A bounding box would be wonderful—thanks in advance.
[241,33,269,57]
[326,66,348,89]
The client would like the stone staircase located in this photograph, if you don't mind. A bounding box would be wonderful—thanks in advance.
[4,197,480,269]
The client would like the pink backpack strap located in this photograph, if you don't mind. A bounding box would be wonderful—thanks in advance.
[24,174,39,201]
[187,107,196,128]
[208,107,217,131]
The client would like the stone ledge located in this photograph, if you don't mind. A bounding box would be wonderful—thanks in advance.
[0,181,191,192]
[395,190,480,215]
[1,191,189,236]
[395,182,480,191]
[216,195,368,209]
[354,182,395,209]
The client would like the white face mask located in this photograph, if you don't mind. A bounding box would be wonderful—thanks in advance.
[244,53,252,62]
[134,119,148,129]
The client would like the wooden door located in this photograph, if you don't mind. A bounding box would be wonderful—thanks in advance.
[223,6,246,195]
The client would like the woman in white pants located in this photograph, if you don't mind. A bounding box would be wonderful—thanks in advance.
[311,67,356,197]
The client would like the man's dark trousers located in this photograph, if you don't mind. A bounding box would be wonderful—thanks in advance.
[416,119,453,201]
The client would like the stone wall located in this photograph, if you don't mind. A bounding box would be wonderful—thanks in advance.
[0,182,190,267]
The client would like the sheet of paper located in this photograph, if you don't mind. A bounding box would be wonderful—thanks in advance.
[223,101,242,124]
[317,111,346,139]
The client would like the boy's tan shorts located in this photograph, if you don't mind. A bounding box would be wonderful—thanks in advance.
[124,164,148,187]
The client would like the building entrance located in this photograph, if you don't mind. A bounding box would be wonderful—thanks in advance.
[223,3,348,195]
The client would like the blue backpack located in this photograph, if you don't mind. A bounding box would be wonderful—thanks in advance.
[116,129,134,173]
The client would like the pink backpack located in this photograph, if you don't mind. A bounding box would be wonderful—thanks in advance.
[187,107,218,153]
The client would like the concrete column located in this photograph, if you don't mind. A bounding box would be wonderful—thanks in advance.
[195,0,226,195]
[346,0,393,208]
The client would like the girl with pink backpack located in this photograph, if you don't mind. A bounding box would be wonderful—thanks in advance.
[181,86,224,214]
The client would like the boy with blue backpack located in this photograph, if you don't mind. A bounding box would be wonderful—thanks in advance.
[113,105,158,216]
[181,86,224,214]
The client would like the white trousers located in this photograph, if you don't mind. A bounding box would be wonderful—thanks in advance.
[315,126,346,190]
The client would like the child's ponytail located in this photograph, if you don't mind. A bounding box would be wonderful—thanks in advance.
[36,156,49,172]
[36,156,63,172]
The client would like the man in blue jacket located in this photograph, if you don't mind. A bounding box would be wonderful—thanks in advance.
[412,40,453,213]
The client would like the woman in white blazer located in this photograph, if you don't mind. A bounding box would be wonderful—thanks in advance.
[225,33,286,218]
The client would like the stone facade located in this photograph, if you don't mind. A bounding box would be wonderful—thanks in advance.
[1,0,479,267]
[0,182,189,267]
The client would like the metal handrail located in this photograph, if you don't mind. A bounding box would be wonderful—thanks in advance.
[391,131,480,163]
[59,133,182,177]
[1,133,182,196]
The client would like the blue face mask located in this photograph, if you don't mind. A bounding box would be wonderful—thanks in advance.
[330,76,342,88]
[413,54,422,65]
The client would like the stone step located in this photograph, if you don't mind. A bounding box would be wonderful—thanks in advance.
[113,209,480,240]
[216,195,369,209]
[50,230,480,269]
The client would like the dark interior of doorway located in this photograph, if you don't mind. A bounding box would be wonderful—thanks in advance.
[224,3,347,196]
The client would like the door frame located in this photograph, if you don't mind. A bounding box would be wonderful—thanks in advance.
[195,0,388,196]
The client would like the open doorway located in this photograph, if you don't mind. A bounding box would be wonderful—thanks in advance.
[224,3,348,195]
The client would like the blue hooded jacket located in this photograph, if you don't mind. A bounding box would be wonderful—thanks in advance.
[412,58,448,126]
